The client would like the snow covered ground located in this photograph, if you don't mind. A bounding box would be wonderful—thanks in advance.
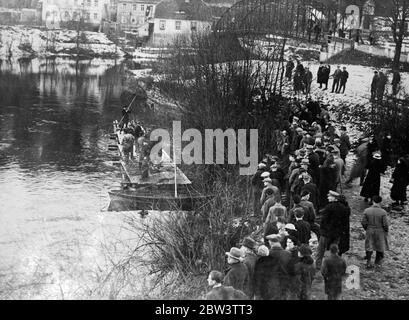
[0,26,124,60]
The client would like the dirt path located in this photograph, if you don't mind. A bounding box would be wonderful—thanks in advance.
[310,157,409,300]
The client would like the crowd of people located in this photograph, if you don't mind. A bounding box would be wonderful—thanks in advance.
[204,94,409,300]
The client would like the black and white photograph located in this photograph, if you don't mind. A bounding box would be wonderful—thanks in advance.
[1,0,409,305]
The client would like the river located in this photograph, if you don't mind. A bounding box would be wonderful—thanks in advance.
[0,58,159,299]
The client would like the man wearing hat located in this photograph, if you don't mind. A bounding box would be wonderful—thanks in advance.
[253,245,277,300]
[360,151,385,203]
[315,190,350,269]
[300,173,320,211]
[294,244,316,300]
[240,237,258,299]
[251,163,268,216]
[224,247,250,297]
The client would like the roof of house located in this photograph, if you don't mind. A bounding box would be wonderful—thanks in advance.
[154,0,213,21]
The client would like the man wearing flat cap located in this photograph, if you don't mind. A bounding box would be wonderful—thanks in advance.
[224,247,250,297]
[315,190,350,269]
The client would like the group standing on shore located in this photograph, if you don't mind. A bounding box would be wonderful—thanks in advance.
[286,60,350,96]
[204,93,408,300]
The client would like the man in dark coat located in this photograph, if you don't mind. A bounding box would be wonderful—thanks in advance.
[300,173,320,212]
[317,62,325,88]
[339,126,351,174]
[254,245,277,300]
[315,191,349,269]
[390,157,409,206]
[206,270,248,300]
[223,247,250,296]
[304,67,313,95]
[294,209,311,245]
[240,237,258,299]
[299,190,320,240]
[323,64,331,90]
[337,67,349,94]
[321,244,347,300]
[285,60,295,80]
[361,195,389,268]
[377,71,388,101]
[318,155,338,208]
[120,105,131,129]
[306,144,320,184]
[267,235,292,299]
[360,152,385,203]
[294,244,316,300]
[371,71,379,100]
[330,66,342,93]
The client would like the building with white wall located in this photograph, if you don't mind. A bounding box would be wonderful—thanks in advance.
[41,0,109,29]
[152,0,213,46]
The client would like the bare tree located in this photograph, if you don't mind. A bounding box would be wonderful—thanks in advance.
[387,0,409,68]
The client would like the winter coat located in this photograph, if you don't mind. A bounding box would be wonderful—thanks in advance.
[361,204,389,252]
[299,200,317,225]
[304,71,313,85]
[390,161,409,202]
[321,254,346,296]
[205,286,248,300]
[261,196,277,221]
[308,152,321,184]
[266,246,292,300]
[260,185,280,206]
[315,148,327,165]
[266,202,288,224]
[301,182,320,211]
[318,164,338,208]
[319,201,349,240]
[277,133,290,155]
[317,65,325,84]
[286,247,301,300]
[223,262,250,296]
[294,256,316,300]
[338,200,351,255]
[254,253,286,300]
[243,252,258,299]
[349,142,368,180]
[340,70,349,84]
[295,219,311,244]
[285,61,295,78]
[339,133,351,159]
[360,158,384,199]
[323,65,331,83]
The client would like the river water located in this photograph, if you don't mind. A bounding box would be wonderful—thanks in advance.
[0,58,159,299]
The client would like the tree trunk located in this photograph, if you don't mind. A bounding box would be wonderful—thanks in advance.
[393,40,403,69]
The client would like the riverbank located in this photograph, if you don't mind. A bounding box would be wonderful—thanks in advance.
[0,25,125,60]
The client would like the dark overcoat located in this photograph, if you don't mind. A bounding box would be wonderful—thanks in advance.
[321,254,346,296]
[223,262,250,296]
[360,158,384,199]
[390,162,409,202]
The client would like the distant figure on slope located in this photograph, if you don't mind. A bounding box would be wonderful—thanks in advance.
[286,60,295,81]
[304,67,313,95]
[377,71,388,101]
[120,105,131,130]
[330,66,342,93]
[317,62,325,89]
[370,71,379,101]
[337,67,349,94]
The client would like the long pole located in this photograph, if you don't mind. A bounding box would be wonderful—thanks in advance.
[173,144,178,198]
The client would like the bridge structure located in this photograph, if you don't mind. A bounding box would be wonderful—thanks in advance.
[213,0,354,60]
